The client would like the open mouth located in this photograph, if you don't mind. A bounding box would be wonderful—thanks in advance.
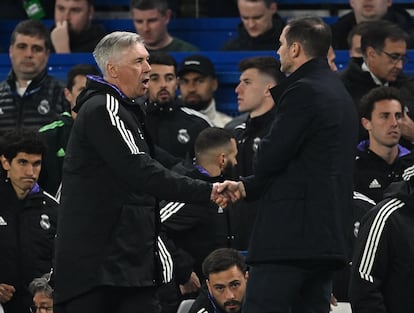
[142,78,150,88]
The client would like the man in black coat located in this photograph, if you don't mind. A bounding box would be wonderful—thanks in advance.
[219,17,358,313]
[53,32,223,313]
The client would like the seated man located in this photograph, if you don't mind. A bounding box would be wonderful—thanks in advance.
[28,275,54,313]
[51,0,107,53]
[226,56,284,250]
[222,0,285,51]
[331,0,414,49]
[0,129,58,313]
[161,127,238,281]
[144,52,212,161]
[349,178,414,312]
[354,86,414,203]
[189,248,247,313]
[130,0,199,52]
[0,20,67,134]
[340,20,414,143]
[178,55,232,127]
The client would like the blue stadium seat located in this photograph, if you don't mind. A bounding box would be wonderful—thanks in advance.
[1,50,414,116]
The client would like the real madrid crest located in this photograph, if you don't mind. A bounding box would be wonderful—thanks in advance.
[40,214,51,230]
[37,99,50,115]
[177,129,190,144]
[252,137,261,152]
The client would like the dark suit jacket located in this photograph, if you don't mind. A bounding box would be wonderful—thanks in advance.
[242,58,358,266]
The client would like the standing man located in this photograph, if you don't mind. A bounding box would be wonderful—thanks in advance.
[178,55,232,128]
[0,129,58,313]
[53,31,222,313]
[130,0,198,53]
[145,52,212,161]
[51,0,107,53]
[222,0,285,51]
[219,17,358,313]
[0,20,66,134]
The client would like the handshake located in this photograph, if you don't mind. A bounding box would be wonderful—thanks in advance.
[210,180,246,208]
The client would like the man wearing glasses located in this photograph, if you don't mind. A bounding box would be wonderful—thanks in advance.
[340,20,414,146]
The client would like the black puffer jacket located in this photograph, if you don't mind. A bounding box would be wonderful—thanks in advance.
[0,69,67,134]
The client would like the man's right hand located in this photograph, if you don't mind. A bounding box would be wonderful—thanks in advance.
[51,20,71,53]
[0,283,15,303]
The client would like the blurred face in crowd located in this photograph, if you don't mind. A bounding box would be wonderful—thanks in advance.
[235,68,274,116]
[237,0,277,38]
[350,0,391,23]
[9,34,49,82]
[55,0,93,33]
[148,64,177,104]
[350,34,363,57]
[206,265,247,313]
[131,8,171,47]
[365,38,407,82]
[277,26,294,74]
[362,99,403,149]
[106,42,151,99]
[327,46,338,72]
[64,74,87,119]
[179,72,218,111]
[1,152,42,199]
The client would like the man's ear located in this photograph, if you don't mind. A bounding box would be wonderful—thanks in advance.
[107,63,118,78]
[64,87,72,103]
[206,279,212,294]
[361,117,371,131]
[290,42,300,58]
[1,155,10,171]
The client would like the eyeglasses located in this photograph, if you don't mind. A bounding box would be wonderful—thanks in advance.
[381,50,408,65]
[29,305,53,313]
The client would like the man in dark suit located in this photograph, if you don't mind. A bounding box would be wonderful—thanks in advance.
[218,17,358,313]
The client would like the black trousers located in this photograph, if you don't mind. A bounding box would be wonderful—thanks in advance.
[243,263,334,313]
[54,286,161,313]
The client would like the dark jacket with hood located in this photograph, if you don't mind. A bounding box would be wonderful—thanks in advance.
[53,76,213,303]
[221,14,285,51]
[350,180,414,313]
[331,6,414,50]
